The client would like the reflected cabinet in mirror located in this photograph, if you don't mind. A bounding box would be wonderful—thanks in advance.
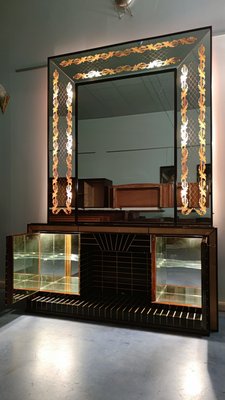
[48,27,212,225]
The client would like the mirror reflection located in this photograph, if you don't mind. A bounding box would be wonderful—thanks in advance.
[77,70,175,222]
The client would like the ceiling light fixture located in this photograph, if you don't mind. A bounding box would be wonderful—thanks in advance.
[114,0,135,18]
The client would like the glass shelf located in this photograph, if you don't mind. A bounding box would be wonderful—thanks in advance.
[154,236,202,307]
[12,233,80,299]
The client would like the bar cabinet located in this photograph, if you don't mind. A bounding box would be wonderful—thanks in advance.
[5,26,218,335]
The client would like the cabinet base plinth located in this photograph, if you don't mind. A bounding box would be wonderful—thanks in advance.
[25,293,208,335]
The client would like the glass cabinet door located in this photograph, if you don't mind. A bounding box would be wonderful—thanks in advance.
[13,234,40,299]
[152,236,203,307]
[6,233,80,304]
[39,233,80,294]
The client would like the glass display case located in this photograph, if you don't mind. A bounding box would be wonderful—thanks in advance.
[48,26,212,226]
[6,233,80,303]
[6,224,217,335]
[153,236,203,307]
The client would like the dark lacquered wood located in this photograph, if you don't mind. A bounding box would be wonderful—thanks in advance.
[5,236,14,305]
[113,184,161,208]
[7,223,217,334]
[151,235,156,302]
[208,229,218,331]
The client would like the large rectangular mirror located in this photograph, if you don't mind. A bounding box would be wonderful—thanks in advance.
[48,26,212,226]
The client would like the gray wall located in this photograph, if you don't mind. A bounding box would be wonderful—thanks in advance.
[0,0,225,304]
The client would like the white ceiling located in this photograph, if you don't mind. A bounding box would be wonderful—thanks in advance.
[78,72,175,119]
[10,0,225,73]
[123,0,225,37]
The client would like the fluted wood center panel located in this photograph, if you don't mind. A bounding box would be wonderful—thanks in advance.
[80,233,151,297]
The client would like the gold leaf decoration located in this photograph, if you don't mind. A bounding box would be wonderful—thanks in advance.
[65,82,73,215]
[180,44,207,216]
[73,57,181,80]
[60,36,197,67]
[52,70,60,214]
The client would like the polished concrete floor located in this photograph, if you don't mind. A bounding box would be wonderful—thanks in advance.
[0,286,225,400]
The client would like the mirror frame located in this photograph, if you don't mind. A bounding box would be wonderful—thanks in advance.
[48,26,212,227]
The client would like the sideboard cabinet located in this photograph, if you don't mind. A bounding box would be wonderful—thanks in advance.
[5,27,218,335]
[6,224,217,335]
